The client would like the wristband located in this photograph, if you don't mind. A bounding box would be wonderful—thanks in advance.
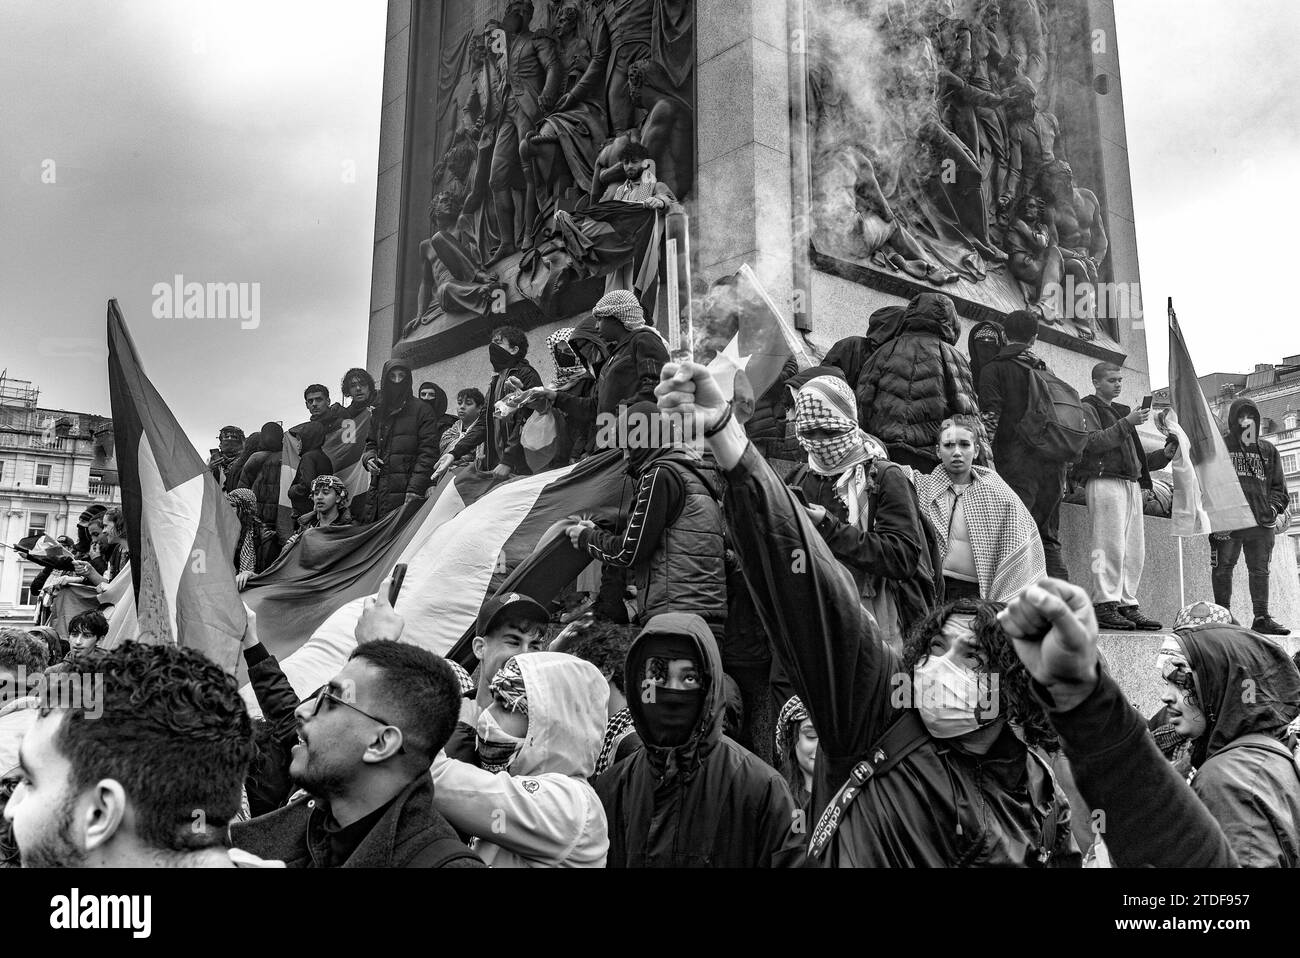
[703,403,734,439]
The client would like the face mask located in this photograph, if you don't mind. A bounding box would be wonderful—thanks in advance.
[912,655,996,739]
[640,686,703,748]
[475,710,526,774]
[489,343,515,371]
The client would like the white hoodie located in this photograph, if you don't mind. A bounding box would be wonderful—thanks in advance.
[431,652,609,867]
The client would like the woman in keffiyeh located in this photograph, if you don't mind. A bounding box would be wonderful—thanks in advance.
[786,375,938,649]
[774,696,816,812]
[226,489,274,584]
[538,326,596,466]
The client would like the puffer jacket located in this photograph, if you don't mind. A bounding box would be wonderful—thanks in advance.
[238,421,285,534]
[1223,398,1289,529]
[633,448,728,634]
[431,652,610,867]
[722,443,1080,867]
[856,293,980,468]
[596,613,806,867]
[363,359,443,520]
[1177,624,1300,867]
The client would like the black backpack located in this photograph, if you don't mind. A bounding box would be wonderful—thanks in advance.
[1017,362,1089,462]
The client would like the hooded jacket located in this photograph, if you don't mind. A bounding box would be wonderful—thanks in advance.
[1177,624,1300,867]
[721,444,1079,867]
[595,613,805,867]
[966,320,1007,403]
[978,341,1044,457]
[856,293,981,467]
[287,421,334,517]
[1223,398,1289,529]
[363,359,443,519]
[552,317,669,452]
[431,652,610,867]
[449,352,544,473]
[238,421,286,534]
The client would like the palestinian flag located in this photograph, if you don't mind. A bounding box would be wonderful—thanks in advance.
[1166,299,1257,536]
[705,263,811,401]
[107,299,245,671]
[278,408,373,525]
[241,451,629,711]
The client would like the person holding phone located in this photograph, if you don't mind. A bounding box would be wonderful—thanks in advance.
[1075,362,1177,631]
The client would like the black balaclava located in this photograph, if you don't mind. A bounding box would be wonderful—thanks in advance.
[489,343,516,372]
[379,362,412,412]
[634,633,705,748]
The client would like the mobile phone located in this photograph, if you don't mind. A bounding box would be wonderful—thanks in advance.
[787,485,810,507]
[1140,395,1153,410]
[387,563,408,606]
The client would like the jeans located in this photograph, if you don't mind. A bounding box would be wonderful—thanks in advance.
[1000,450,1069,581]
[1210,529,1274,617]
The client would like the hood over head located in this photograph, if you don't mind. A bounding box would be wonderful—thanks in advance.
[1226,397,1262,448]
[418,382,449,419]
[295,421,327,453]
[864,303,909,354]
[967,320,1008,388]
[378,359,414,412]
[259,421,284,450]
[1175,624,1300,763]
[626,613,724,779]
[507,651,609,779]
[566,316,609,372]
[822,336,872,389]
[902,292,960,344]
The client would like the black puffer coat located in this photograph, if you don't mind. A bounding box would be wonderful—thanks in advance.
[596,613,805,867]
[238,421,285,534]
[856,293,981,468]
[363,359,442,520]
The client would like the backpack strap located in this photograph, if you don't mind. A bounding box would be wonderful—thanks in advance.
[405,834,483,869]
[809,709,929,859]
[1211,733,1300,782]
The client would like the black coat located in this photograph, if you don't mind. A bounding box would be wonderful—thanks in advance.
[363,360,442,520]
[596,612,805,867]
[237,422,285,535]
[554,318,669,452]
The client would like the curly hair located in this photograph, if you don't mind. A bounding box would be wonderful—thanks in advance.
[0,628,49,675]
[46,641,256,853]
[560,619,635,694]
[901,597,1058,752]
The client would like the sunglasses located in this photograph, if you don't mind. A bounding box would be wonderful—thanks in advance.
[307,686,405,753]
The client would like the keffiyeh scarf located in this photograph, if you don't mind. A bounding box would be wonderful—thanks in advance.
[794,377,888,526]
[488,657,529,713]
[596,706,636,775]
[546,327,587,390]
[774,695,807,767]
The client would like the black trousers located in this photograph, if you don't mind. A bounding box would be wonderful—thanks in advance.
[1210,528,1274,617]
[999,450,1069,581]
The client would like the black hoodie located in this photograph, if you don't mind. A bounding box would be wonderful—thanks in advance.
[595,612,805,867]
[1223,397,1289,529]
[1177,624,1300,866]
[363,359,443,519]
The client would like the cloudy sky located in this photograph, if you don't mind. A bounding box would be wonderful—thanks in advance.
[1,0,1297,455]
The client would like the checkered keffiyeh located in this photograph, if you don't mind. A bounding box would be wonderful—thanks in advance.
[593,289,645,329]
[774,695,808,766]
[488,657,529,713]
[447,659,476,698]
[794,376,868,473]
[1173,601,1234,630]
[914,465,1046,603]
[596,706,636,775]
[546,326,586,389]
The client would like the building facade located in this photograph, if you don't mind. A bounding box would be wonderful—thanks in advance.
[0,374,120,624]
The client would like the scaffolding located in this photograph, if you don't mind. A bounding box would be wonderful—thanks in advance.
[0,371,39,409]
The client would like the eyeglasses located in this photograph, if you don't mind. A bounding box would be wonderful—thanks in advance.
[308,686,402,734]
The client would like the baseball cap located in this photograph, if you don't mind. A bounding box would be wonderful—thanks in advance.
[477,592,549,636]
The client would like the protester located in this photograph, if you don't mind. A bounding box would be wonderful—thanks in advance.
[539,327,596,466]
[237,420,286,547]
[443,593,551,764]
[788,375,936,648]
[743,356,802,481]
[977,309,1070,579]
[596,612,805,867]
[1076,362,1175,630]
[563,402,727,640]
[26,625,67,664]
[207,425,246,489]
[855,292,983,471]
[1155,622,1300,866]
[438,387,486,473]
[361,359,443,520]
[341,368,376,414]
[0,630,48,779]
[227,489,278,589]
[1212,397,1292,634]
[774,696,816,814]
[966,320,1007,404]
[430,653,610,867]
[556,618,641,776]
[75,505,128,589]
[659,361,1079,866]
[231,638,486,868]
[822,336,872,390]
[437,327,544,480]
[65,610,108,664]
[304,384,343,429]
[278,475,355,558]
[4,642,266,867]
[535,291,670,455]
[417,381,458,450]
[915,417,1046,602]
[287,421,334,519]
[224,428,262,494]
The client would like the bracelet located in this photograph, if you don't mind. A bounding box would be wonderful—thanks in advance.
[703,403,734,439]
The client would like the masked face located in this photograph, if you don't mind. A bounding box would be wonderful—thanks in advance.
[475,706,528,774]
[639,655,703,748]
[1157,636,1207,739]
[913,614,1000,738]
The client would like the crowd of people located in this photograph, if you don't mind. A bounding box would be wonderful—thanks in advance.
[4,286,1299,869]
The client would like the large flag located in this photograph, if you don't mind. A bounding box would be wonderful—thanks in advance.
[278,407,373,529]
[1166,298,1256,537]
[705,263,812,401]
[241,451,628,712]
[107,300,246,671]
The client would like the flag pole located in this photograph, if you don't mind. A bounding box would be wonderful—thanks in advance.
[1177,536,1185,608]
